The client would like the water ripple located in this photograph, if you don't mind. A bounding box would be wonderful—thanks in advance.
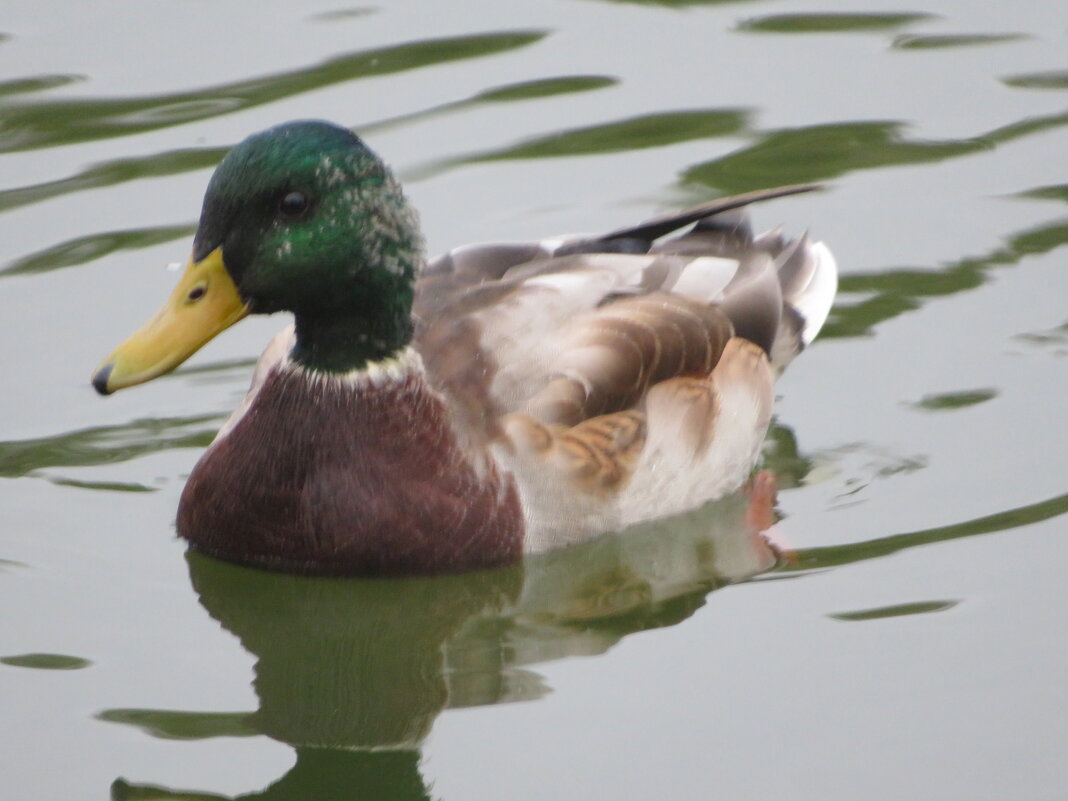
[2,224,194,277]
[1018,184,1068,204]
[0,74,85,98]
[97,709,256,740]
[307,7,378,23]
[825,214,1068,340]
[413,107,749,178]
[0,415,221,479]
[584,0,768,7]
[736,12,935,35]
[907,388,998,412]
[0,76,614,217]
[1002,70,1068,91]
[893,33,1029,50]
[1,653,92,670]
[793,489,1068,570]
[683,119,988,193]
[0,30,548,153]
[828,599,959,621]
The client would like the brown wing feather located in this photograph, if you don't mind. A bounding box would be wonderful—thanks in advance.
[411,186,831,461]
[503,409,647,494]
[499,339,768,507]
[495,335,776,544]
[643,375,719,461]
[525,292,733,425]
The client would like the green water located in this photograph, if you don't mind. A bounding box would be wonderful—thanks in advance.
[2,1,1067,798]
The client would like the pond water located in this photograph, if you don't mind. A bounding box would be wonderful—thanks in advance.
[2,0,1067,798]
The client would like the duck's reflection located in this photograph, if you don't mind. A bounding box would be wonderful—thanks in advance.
[109,490,780,801]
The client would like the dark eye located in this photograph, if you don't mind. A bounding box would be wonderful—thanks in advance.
[279,191,310,219]
[187,284,207,302]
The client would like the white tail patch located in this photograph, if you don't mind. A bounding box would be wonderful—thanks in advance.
[792,241,838,346]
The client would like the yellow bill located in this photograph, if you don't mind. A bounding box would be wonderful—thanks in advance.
[91,247,249,395]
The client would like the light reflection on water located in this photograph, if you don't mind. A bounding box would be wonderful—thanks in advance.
[2,0,1068,799]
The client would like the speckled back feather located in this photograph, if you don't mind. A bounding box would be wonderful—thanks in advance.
[408,185,837,546]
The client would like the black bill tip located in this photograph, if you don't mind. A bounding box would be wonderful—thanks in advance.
[92,363,114,396]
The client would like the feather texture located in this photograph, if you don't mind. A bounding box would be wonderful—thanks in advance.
[93,119,839,575]
[217,185,837,561]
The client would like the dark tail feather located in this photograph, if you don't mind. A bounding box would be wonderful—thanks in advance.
[601,183,824,244]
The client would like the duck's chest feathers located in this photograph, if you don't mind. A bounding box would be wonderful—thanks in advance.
[177,360,524,575]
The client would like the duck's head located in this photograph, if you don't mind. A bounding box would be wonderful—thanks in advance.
[92,120,423,395]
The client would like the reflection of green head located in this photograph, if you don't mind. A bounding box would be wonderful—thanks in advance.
[112,749,432,801]
[193,121,425,371]
[264,748,430,801]
[187,552,522,750]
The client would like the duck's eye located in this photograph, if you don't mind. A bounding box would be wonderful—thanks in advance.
[279,191,310,219]
[187,284,207,303]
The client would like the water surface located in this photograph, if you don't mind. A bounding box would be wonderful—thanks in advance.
[2,1,1067,798]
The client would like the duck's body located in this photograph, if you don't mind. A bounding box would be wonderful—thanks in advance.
[93,121,836,575]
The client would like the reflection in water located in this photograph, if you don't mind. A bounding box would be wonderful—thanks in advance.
[2,0,1066,795]
[1020,184,1068,204]
[684,110,1068,196]
[433,107,750,171]
[735,12,934,34]
[580,0,769,7]
[792,489,1068,571]
[828,599,958,621]
[1,223,194,277]
[684,119,983,192]
[307,8,379,24]
[892,33,1029,51]
[823,200,1068,340]
[0,75,614,222]
[1013,319,1068,353]
[759,422,811,491]
[0,73,83,98]
[364,74,618,138]
[0,31,547,153]
[1002,70,1068,91]
[1,652,92,670]
[0,414,221,480]
[113,751,429,801]
[105,494,779,799]
[907,388,997,412]
[0,147,227,217]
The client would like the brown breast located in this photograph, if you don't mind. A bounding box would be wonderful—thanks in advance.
[177,364,524,575]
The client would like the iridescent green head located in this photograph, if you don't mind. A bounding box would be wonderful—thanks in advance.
[92,120,424,392]
[197,121,422,318]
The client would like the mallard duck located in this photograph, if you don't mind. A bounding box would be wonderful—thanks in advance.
[92,120,836,576]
